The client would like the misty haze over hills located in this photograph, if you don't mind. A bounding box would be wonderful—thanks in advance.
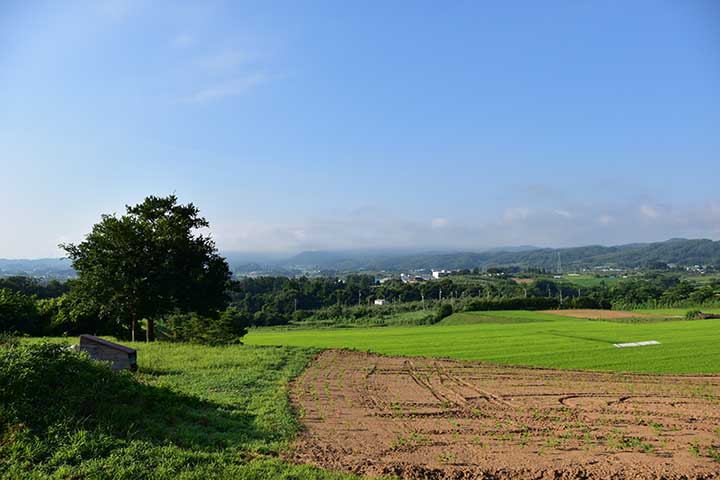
[258,238,720,272]
[3,238,720,278]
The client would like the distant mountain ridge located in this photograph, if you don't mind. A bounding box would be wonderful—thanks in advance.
[2,239,720,277]
[273,238,720,271]
[0,258,75,279]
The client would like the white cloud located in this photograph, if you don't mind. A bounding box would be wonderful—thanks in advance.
[211,199,720,254]
[554,209,572,218]
[431,217,448,229]
[182,73,270,104]
[598,214,614,225]
[290,229,307,241]
[640,204,660,219]
[503,207,531,224]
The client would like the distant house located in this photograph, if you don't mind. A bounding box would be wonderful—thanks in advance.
[374,299,387,306]
[432,269,451,279]
[400,273,427,283]
[79,335,137,371]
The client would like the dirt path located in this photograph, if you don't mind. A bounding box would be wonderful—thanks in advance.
[288,350,720,479]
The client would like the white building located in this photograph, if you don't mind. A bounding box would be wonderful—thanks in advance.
[374,299,387,306]
[401,273,427,283]
[432,269,451,279]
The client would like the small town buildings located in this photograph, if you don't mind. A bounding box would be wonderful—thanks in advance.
[431,269,451,279]
[400,273,427,283]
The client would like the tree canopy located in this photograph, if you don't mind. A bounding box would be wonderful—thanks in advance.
[61,195,231,341]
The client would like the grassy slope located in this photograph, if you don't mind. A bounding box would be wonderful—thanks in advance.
[246,309,720,374]
[1,341,355,480]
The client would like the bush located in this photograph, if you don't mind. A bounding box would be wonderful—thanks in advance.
[0,288,41,335]
[436,303,454,322]
[0,341,199,444]
[686,309,703,320]
[0,341,310,478]
[564,296,611,310]
[0,331,17,348]
[159,307,250,345]
[464,297,560,312]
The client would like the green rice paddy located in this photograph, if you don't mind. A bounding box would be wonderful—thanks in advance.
[246,308,720,374]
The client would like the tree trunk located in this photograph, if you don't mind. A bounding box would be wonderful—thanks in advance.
[131,314,137,342]
[146,317,155,342]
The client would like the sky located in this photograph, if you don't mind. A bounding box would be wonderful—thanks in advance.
[1,0,719,258]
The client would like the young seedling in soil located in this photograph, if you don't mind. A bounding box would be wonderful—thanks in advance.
[689,442,702,457]
[437,452,457,464]
[706,445,720,463]
[647,421,663,434]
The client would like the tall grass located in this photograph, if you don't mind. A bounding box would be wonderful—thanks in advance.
[0,340,355,479]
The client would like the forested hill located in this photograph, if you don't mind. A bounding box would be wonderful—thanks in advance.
[279,239,720,271]
[4,239,720,277]
[0,258,74,278]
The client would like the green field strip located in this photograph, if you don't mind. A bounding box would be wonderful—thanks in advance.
[247,310,720,374]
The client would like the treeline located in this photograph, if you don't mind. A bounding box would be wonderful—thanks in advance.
[2,272,720,336]
[0,276,70,299]
[228,274,524,326]
[227,273,720,326]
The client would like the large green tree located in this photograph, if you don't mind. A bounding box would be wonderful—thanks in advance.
[62,195,231,341]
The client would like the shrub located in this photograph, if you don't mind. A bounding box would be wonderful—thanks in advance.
[0,288,41,335]
[464,297,560,312]
[0,341,195,442]
[436,303,454,322]
[159,307,250,345]
[686,309,703,320]
[0,331,17,348]
[0,341,285,477]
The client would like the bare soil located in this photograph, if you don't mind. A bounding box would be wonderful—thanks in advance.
[542,309,660,319]
[289,350,720,479]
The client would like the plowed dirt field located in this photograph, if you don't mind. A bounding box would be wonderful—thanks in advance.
[289,350,720,479]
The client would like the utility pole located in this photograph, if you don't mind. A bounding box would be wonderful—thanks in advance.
[294,297,297,312]
[358,291,362,306]
[421,293,425,310]
[439,288,443,301]
[557,251,562,275]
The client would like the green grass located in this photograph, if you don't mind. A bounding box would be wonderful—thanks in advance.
[1,340,356,480]
[438,310,562,325]
[247,309,720,374]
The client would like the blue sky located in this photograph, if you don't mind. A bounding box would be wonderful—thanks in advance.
[1,0,719,258]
